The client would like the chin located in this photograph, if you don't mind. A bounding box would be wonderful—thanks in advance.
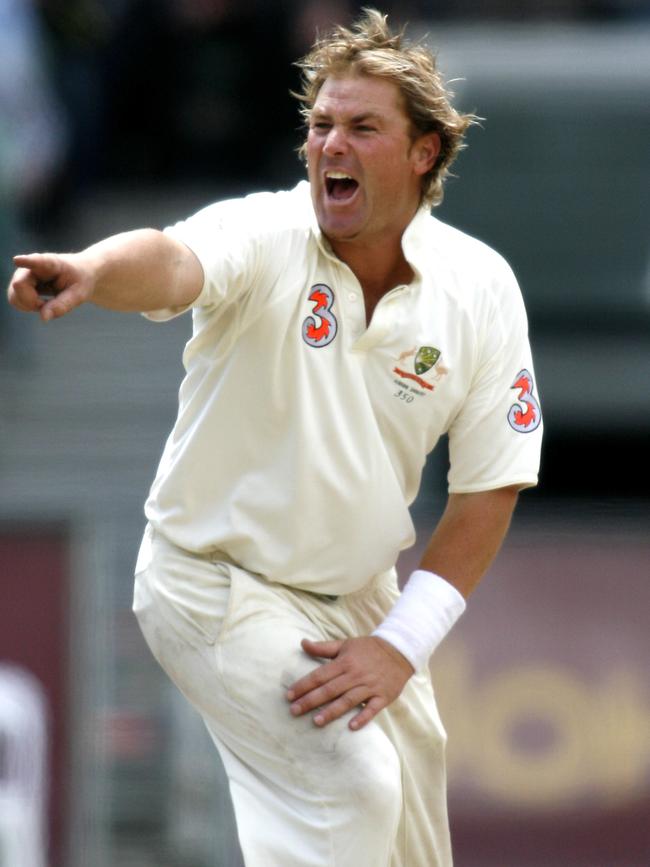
[323,225,360,243]
[313,193,364,238]
[317,212,364,243]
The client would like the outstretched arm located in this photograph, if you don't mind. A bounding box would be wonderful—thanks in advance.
[287,485,520,731]
[7,229,204,321]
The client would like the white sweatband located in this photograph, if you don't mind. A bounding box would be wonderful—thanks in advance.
[372,570,466,672]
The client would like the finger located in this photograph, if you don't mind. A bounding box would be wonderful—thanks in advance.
[300,638,344,660]
[348,695,386,731]
[287,656,344,702]
[289,672,351,717]
[312,686,371,728]
[9,253,69,314]
[39,285,87,321]
[11,253,81,319]
[7,268,47,312]
[7,289,43,313]
[13,253,63,282]
[286,639,344,700]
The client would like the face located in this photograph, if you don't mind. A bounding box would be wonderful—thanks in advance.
[306,74,439,251]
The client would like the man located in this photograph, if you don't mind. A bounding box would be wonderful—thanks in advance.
[7,9,542,866]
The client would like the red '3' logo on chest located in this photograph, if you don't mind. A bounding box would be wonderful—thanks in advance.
[302,284,338,348]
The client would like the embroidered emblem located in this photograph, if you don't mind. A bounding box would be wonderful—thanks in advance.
[393,345,444,392]
[414,346,440,375]
[302,284,338,348]
[508,368,542,433]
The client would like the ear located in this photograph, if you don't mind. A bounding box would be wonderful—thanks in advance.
[412,132,441,176]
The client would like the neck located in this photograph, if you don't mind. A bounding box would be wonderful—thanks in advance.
[330,236,414,322]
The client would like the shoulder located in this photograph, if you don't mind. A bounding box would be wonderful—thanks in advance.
[175,181,313,242]
[413,213,525,325]
[426,214,517,287]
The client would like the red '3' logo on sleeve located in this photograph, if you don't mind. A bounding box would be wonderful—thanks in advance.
[302,284,338,348]
[508,368,542,433]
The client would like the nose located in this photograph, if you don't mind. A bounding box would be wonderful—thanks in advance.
[323,125,348,156]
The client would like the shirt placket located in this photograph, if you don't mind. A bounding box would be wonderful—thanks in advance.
[352,285,410,353]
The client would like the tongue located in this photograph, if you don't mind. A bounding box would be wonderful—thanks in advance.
[331,178,358,200]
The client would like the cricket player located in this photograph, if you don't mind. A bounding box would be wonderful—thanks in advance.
[7,9,543,866]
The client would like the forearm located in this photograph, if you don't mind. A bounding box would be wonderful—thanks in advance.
[419,486,520,598]
[79,228,203,312]
[372,486,520,671]
[9,228,204,320]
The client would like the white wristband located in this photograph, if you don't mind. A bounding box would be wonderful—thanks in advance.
[372,570,466,672]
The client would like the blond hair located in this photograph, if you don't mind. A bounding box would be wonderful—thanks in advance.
[294,8,477,207]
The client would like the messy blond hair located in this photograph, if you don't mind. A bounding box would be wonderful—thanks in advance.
[294,8,477,207]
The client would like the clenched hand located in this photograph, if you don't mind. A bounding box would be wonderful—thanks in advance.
[8,253,92,321]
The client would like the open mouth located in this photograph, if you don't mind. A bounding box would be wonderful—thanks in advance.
[325,172,359,202]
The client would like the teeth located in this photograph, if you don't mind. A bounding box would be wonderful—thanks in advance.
[325,171,353,180]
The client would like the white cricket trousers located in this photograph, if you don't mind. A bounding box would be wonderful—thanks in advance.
[133,525,453,867]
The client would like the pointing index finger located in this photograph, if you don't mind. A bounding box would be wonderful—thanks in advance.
[12,253,63,285]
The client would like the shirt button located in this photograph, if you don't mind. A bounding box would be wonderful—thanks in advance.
[348,292,358,302]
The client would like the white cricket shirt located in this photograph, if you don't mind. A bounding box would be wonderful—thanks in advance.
[143,181,542,595]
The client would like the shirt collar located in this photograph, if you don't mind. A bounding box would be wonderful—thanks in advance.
[303,180,432,281]
[400,203,432,286]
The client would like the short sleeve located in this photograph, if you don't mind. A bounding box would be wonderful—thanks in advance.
[447,261,543,493]
[142,194,273,322]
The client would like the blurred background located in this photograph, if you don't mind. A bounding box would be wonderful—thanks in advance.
[0,0,648,865]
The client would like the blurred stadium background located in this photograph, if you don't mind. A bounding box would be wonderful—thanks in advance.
[1,1,648,865]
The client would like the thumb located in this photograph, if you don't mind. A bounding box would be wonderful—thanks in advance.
[39,283,89,322]
[300,637,344,659]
